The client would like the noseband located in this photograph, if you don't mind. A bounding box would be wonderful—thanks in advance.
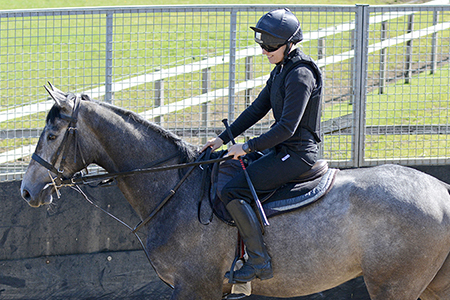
[31,94,86,197]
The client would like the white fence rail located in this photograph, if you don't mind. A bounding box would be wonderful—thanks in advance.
[1,2,450,180]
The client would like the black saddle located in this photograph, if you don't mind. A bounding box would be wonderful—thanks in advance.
[210,156,338,225]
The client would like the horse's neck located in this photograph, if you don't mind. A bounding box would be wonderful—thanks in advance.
[81,102,190,218]
[83,102,181,171]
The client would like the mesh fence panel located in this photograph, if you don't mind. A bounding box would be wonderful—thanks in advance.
[1,4,449,181]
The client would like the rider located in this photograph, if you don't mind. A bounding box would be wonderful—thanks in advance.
[201,8,323,282]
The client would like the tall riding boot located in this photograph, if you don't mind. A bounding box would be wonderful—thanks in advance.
[225,199,273,282]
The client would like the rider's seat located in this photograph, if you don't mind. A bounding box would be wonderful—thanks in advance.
[291,159,328,183]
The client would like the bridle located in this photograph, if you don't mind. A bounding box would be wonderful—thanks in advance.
[30,95,231,263]
[31,94,87,198]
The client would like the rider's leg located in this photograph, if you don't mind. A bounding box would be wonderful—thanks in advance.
[226,199,273,282]
[220,147,317,282]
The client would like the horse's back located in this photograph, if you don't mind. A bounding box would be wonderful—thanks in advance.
[343,164,450,226]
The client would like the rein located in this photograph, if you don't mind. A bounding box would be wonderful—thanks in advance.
[61,154,231,186]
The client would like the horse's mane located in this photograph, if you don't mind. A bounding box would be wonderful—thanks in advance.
[46,97,198,163]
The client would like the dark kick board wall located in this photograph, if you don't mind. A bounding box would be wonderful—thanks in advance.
[0,165,447,299]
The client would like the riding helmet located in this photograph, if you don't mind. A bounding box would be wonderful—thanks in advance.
[250,8,303,50]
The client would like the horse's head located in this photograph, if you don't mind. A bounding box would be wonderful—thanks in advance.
[20,83,90,207]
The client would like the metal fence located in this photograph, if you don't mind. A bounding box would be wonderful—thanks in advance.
[1,3,450,181]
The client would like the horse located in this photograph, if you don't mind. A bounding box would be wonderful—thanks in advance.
[20,84,450,300]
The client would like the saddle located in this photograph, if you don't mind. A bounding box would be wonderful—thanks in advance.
[210,154,338,225]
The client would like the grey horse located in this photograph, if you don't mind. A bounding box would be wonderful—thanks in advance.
[20,86,450,300]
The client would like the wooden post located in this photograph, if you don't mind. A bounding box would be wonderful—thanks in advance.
[244,56,253,108]
[244,56,254,142]
[201,65,211,144]
[318,36,326,97]
[405,14,414,84]
[318,35,325,160]
[318,37,325,61]
[154,73,164,125]
[431,11,439,74]
[379,21,387,94]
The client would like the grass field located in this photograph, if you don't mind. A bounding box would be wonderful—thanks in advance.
[0,0,449,170]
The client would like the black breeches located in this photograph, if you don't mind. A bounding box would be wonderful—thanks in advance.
[220,146,318,206]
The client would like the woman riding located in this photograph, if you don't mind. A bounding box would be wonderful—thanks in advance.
[201,8,323,283]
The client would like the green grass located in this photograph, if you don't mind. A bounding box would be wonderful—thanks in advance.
[321,63,450,162]
[0,0,420,10]
[323,133,450,162]
[322,65,450,125]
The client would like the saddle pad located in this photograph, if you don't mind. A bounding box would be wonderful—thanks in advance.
[263,168,339,218]
[211,167,338,225]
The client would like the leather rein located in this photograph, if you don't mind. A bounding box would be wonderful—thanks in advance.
[31,95,231,237]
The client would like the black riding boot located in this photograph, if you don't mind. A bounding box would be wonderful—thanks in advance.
[225,199,273,283]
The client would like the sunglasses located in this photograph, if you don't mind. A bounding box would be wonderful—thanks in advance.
[259,43,284,52]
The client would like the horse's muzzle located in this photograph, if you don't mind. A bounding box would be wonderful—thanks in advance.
[20,183,53,207]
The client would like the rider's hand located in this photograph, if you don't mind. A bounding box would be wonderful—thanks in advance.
[226,143,246,160]
[201,137,224,153]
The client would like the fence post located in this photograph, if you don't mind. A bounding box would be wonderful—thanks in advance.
[244,56,254,142]
[244,56,253,108]
[228,10,238,123]
[201,64,211,144]
[379,21,387,94]
[431,10,439,74]
[353,4,369,168]
[317,33,326,159]
[318,33,326,137]
[318,35,326,85]
[154,72,164,125]
[405,14,414,84]
[318,36,325,62]
[104,12,114,103]
[350,29,356,100]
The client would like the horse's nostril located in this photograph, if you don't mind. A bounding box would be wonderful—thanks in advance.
[22,189,31,201]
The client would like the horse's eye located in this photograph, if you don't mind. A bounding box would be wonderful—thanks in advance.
[47,133,57,141]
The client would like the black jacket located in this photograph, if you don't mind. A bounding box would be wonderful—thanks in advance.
[219,48,323,152]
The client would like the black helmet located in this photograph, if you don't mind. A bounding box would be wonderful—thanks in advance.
[250,8,303,50]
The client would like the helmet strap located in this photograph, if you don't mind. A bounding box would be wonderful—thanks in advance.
[280,42,293,65]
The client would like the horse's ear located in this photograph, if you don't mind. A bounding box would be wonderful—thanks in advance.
[44,82,74,112]
[80,93,91,101]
